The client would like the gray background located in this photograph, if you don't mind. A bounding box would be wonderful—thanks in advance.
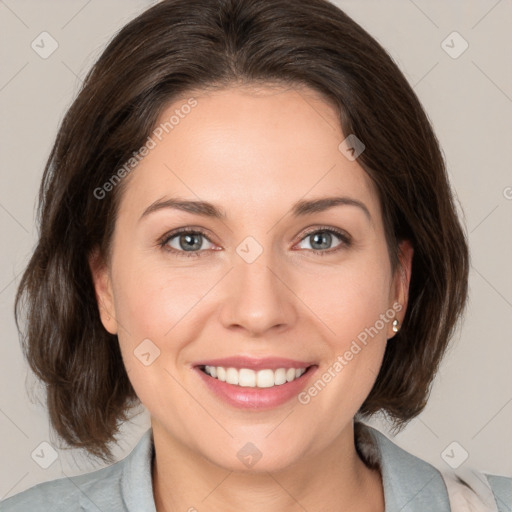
[1,0,511,499]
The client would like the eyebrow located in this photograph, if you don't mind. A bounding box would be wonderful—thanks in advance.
[139,195,372,223]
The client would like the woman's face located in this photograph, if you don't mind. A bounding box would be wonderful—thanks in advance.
[92,84,413,472]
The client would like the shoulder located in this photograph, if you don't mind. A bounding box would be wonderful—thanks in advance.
[360,424,452,511]
[441,470,511,512]
[0,462,122,512]
[485,473,512,510]
[357,423,511,512]
[0,429,156,512]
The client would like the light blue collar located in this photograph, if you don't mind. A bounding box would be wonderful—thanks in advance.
[365,426,450,511]
[113,425,450,512]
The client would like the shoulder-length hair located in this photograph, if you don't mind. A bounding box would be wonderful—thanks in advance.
[15,0,469,461]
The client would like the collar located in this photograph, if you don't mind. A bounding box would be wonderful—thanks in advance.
[119,428,157,512]
[116,423,450,512]
[359,423,451,511]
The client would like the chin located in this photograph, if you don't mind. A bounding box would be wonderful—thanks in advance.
[193,434,310,474]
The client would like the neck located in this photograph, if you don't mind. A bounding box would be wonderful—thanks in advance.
[151,420,385,512]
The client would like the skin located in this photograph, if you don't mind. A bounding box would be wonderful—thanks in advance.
[90,84,413,512]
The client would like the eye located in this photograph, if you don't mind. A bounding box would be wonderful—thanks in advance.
[295,227,351,255]
[158,226,351,258]
[159,228,216,258]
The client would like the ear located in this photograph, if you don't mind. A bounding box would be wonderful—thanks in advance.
[88,247,117,335]
[388,239,414,339]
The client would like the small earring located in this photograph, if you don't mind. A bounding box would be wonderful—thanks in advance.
[392,319,399,333]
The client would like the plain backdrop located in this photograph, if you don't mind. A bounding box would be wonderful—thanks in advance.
[1,0,511,500]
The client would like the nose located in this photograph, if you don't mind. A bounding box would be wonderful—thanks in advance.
[219,252,298,336]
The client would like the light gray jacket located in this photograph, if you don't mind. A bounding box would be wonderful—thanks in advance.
[1,425,510,511]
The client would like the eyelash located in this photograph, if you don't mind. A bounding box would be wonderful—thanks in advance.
[157,226,352,259]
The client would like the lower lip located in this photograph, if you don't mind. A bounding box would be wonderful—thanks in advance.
[195,366,318,409]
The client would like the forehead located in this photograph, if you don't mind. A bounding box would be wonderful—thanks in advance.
[119,84,380,224]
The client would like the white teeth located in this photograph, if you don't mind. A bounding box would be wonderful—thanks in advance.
[226,367,239,385]
[274,368,287,385]
[238,368,256,387]
[216,366,226,382]
[256,369,275,388]
[203,365,307,388]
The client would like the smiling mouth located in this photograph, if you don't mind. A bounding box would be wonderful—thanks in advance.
[198,365,314,388]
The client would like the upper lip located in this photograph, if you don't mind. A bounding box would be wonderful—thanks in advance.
[193,356,316,371]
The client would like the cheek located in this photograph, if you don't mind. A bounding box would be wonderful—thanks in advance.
[294,256,391,427]
[112,250,213,338]
[295,247,392,406]
[302,249,392,343]
[109,254,219,396]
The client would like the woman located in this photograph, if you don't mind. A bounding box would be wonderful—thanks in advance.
[2,0,510,511]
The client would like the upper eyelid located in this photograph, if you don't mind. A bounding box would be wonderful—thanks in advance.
[300,226,349,238]
[161,227,214,244]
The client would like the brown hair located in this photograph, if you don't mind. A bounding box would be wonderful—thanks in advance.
[15,0,469,461]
